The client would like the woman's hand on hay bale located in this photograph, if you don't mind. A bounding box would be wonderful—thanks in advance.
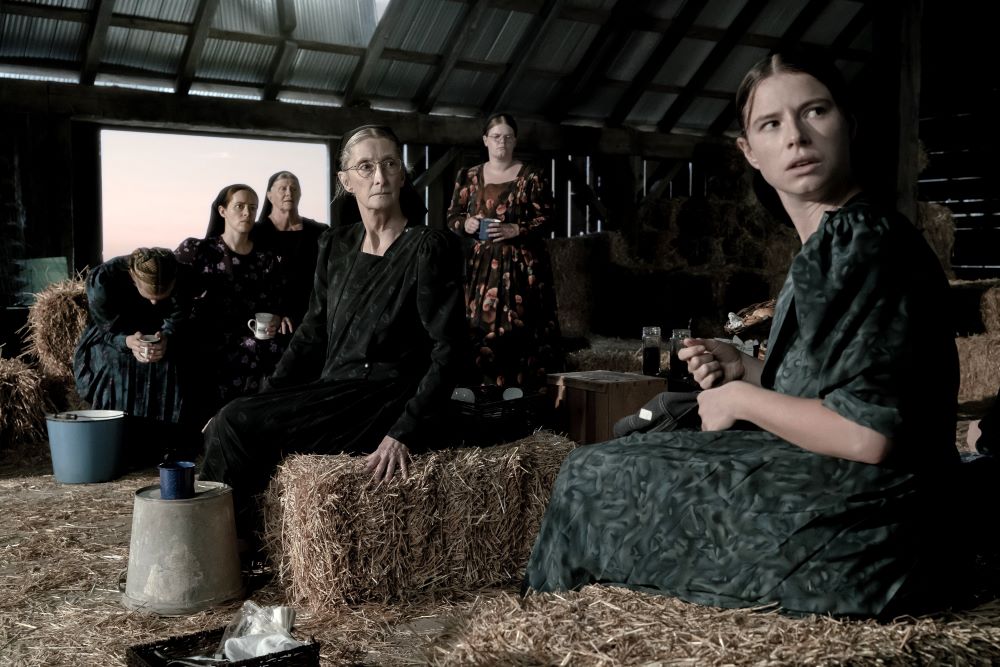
[678,338,748,390]
[365,435,411,484]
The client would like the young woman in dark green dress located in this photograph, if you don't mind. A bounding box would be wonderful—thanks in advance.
[200,126,466,538]
[524,52,961,618]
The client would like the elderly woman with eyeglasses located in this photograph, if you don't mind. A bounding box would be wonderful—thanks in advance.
[447,113,562,392]
[200,125,466,545]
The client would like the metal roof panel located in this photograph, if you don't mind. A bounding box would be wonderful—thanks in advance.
[652,38,715,87]
[696,0,749,30]
[747,0,801,37]
[392,0,463,54]
[288,48,358,91]
[370,59,432,99]
[565,83,621,118]
[214,0,280,36]
[0,14,85,61]
[606,31,660,81]
[114,0,198,24]
[505,74,560,113]
[28,0,93,8]
[104,26,185,75]
[705,44,770,92]
[461,8,532,64]
[437,68,498,107]
[625,91,678,126]
[675,96,729,131]
[529,18,598,73]
[292,0,376,47]
[199,37,275,84]
[646,0,687,20]
[801,0,864,45]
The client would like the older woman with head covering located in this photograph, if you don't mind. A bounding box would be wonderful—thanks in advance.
[253,171,328,326]
[175,184,293,419]
[200,125,466,543]
[73,247,198,462]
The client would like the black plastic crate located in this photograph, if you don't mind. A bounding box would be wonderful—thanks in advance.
[126,626,320,667]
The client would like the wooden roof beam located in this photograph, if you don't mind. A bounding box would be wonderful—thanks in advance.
[546,0,639,122]
[413,147,461,188]
[175,0,220,96]
[343,0,408,108]
[482,0,565,112]
[656,0,768,134]
[607,0,702,127]
[413,0,490,113]
[79,0,114,85]
[263,0,298,101]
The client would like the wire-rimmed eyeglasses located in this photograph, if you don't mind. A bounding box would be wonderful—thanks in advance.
[343,158,403,179]
[487,134,515,143]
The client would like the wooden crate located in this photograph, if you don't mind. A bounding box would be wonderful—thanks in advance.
[547,370,668,444]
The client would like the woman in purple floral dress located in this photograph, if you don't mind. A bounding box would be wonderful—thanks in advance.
[447,113,562,390]
[175,184,292,418]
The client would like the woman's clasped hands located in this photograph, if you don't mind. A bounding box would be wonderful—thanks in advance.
[677,337,757,432]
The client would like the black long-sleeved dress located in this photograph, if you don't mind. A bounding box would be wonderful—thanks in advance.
[200,222,466,529]
[73,256,193,422]
[251,216,327,326]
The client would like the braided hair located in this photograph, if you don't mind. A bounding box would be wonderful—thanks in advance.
[127,247,177,295]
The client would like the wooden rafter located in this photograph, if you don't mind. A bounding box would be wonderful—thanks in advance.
[545,0,638,122]
[656,0,769,134]
[706,0,835,136]
[606,0,702,127]
[343,0,408,108]
[79,0,114,85]
[413,0,490,113]
[175,0,220,95]
[263,0,298,101]
[482,0,565,113]
[413,147,461,188]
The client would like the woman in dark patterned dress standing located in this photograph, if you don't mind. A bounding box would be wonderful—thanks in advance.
[175,184,292,419]
[524,52,963,618]
[447,113,561,390]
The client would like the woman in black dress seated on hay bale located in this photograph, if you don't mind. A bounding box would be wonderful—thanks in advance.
[74,247,199,462]
[524,51,968,619]
[200,125,466,537]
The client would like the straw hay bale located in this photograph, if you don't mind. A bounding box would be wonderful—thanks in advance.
[980,288,1000,334]
[263,432,576,613]
[0,357,50,450]
[917,201,955,278]
[426,585,1000,666]
[21,277,88,382]
[957,335,1000,403]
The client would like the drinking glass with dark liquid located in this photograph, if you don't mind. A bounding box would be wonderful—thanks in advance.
[669,328,692,381]
[641,326,661,376]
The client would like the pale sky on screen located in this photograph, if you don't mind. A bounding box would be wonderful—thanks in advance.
[100,129,330,261]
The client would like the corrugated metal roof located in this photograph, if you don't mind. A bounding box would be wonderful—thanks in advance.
[0,14,85,61]
[529,18,598,73]
[505,74,560,113]
[646,0,686,20]
[605,31,660,82]
[114,0,198,24]
[564,0,617,10]
[213,0,279,37]
[802,0,864,45]
[747,0,803,38]
[24,0,93,9]
[370,60,432,99]
[287,48,357,91]
[198,38,275,84]
[705,44,770,91]
[293,0,376,47]
[460,8,532,64]
[696,0,749,31]
[104,26,185,75]
[652,38,715,87]
[94,73,174,93]
[391,0,463,55]
[625,91,678,126]
[437,68,498,107]
[565,84,621,119]
[675,96,729,131]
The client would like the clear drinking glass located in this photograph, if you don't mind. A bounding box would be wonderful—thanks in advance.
[669,328,692,381]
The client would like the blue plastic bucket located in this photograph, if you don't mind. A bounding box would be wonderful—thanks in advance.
[45,410,126,483]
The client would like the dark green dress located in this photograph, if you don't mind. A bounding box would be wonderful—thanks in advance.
[524,197,960,618]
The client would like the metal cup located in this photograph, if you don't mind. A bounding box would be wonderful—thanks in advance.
[158,461,196,500]
[479,217,499,241]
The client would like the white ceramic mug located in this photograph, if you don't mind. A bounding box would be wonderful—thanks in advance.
[138,333,160,361]
[247,313,276,340]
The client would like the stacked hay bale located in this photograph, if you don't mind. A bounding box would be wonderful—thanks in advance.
[954,287,1000,406]
[20,278,88,410]
[263,432,576,613]
[0,357,50,451]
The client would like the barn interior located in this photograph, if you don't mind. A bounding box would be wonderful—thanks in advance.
[2,0,1000,665]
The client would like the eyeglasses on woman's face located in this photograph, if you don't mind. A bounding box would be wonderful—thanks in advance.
[344,158,403,179]
[487,134,515,143]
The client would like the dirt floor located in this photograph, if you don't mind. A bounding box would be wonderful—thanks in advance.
[0,404,991,666]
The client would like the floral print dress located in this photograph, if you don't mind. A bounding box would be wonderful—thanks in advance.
[447,163,562,389]
[174,237,288,416]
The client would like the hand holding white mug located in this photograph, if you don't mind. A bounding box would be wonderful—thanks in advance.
[128,331,165,363]
[247,312,277,340]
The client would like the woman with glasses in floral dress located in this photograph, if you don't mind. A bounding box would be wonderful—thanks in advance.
[447,113,562,392]
[200,125,466,543]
